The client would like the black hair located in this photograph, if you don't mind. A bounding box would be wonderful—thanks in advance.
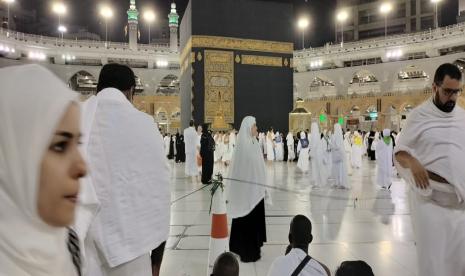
[211,252,239,276]
[434,63,462,85]
[335,260,374,276]
[189,120,195,127]
[96,63,136,93]
[288,215,312,248]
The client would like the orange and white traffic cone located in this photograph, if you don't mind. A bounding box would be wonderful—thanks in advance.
[207,187,229,275]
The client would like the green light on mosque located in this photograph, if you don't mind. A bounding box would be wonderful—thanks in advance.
[319,114,327,122]
[338,117,344,125]
[127,0,139,21]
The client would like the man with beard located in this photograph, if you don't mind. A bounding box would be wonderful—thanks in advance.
[395,63,465,276]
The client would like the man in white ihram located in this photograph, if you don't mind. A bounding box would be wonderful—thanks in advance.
[267,215,329,276]
[80,64,170,276]
[184,120,199,181]
[395,63,465,276]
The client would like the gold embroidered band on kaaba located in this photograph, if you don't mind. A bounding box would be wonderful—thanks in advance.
[180,35,293,67]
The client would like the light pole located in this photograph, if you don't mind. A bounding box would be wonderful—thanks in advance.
[58,25,66,42]
[431,0,442,29]
[100,6,113,48]
[143,10,155,45]
[2,0,14,31]
[380,2,392,40]
[52,2,66,32]
[337,10,348,47]
[297,17,309,49]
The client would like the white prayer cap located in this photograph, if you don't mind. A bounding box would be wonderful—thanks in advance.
[383,129,391,136]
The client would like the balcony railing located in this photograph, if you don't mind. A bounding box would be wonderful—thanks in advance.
[294,22,465,59]
[0,27,173,53]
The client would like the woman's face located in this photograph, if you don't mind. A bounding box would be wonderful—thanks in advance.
[38,104,87,227]
[251,123,258,137]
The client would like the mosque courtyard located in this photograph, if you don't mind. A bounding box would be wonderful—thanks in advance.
[162,158,416,276]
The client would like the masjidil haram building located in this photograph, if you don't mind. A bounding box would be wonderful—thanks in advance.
[0,0,464,133]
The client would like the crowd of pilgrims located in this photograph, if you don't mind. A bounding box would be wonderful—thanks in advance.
[162,124,399,190]
[2,62,463,276]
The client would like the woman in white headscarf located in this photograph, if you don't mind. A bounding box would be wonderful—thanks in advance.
[266,130,275,162]
[351,131,363,169]
[310,122,329,188]
[227,116,267,263]
[376,129,394,189]
[331,124,350,189]
[0,64,87,275]
[296,132,310,173]
[286,132,295,162]
[274,132,284,161]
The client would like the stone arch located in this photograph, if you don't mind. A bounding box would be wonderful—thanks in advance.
[393,65,430,92]
[350,69,379,84]
[156,74,180,95]
[348,69,380,95]
[397,65,429,80]
[68,70,97,95]
[309,75,337,98]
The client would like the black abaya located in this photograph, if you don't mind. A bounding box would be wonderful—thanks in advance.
[283,135,288,162]
[200,132,215,184]
[367,131,376,160]
[229,199,267,263]
[168,136,175,160]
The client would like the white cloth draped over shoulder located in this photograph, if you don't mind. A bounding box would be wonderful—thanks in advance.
[184,126,198,176]
[82,88,170,269]
[226,116,267,219]
[394,97,465,276]
[0,65,78,276]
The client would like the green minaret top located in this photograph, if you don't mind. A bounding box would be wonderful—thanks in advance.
[168,2,179,27]
[127,0,139,22]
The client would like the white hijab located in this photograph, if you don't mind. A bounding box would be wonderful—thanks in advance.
[332,124,344,150]
[226,116,266,218]
[0,65,77,275]
[310,122,321,157]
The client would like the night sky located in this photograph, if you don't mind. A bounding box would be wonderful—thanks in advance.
[15,0,458,48]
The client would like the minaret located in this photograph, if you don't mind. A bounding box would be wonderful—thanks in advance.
[458,0,465,23]
[127,0,139,50]
[168,2,179,52]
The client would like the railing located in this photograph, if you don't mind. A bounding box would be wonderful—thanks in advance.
[294,22,465,59]
[303,89,433,102]
[0,27,173,52]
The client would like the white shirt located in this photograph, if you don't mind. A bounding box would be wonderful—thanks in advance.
[267,248,327,276]
[183,127,198,154]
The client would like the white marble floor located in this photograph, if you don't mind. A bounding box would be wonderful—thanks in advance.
[160,158,417,276]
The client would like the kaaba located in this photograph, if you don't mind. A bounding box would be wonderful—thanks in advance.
[179,0,294,132]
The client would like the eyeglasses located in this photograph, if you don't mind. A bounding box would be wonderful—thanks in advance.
[438,86,463,97]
